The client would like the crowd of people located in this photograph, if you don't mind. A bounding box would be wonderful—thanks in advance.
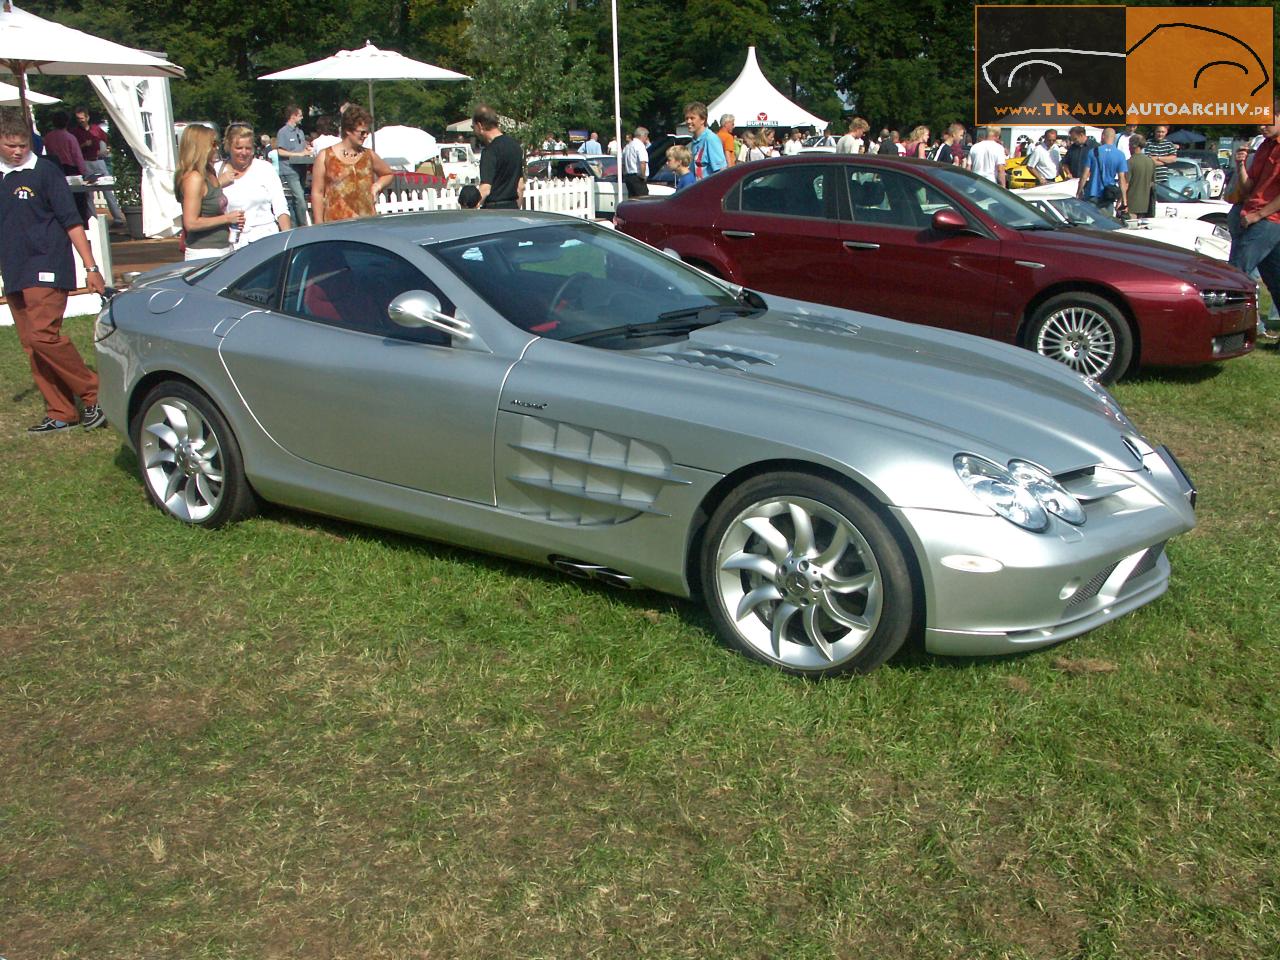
[5,92,1280,437]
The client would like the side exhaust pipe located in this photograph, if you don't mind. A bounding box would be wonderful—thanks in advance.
[549,556,635,589]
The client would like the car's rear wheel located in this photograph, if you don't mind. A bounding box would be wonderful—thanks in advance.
[700,473,914,677]
[132,381,257,528]
[1027,292,1133,384]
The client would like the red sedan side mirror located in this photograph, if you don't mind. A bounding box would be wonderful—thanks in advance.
[931,208,970,233]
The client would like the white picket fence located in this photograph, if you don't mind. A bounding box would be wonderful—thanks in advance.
[376,178,597,219]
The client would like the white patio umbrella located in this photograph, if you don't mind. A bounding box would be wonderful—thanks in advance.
[259,41,469,150]
[0,79,57,107]
[0,1,185,130]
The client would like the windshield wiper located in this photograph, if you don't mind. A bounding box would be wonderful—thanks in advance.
[564,303,759,346]
[1015,223,1059,231]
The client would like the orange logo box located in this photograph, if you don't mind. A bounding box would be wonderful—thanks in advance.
[1126,7,1273,123]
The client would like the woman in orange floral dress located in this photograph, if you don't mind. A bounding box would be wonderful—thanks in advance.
[310,106,395,223]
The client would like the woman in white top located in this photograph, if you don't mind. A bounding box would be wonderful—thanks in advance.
[742,131,770,163]
[217,123,291,249]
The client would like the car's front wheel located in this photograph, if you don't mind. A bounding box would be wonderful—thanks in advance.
[700,473,915,677]
[131,381,257,528]
[1027,292,1133,384]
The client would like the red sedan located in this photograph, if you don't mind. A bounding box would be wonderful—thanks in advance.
[615,155,1256,383]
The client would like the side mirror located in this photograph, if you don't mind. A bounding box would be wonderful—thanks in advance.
[931,208,970,233]
[388,290,473,341]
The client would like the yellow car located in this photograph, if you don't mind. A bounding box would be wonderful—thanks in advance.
[1005,155,1039,189]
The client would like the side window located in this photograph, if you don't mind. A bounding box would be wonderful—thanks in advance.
[845,169,956,228]
[223,252,285,308]
[738,166,829,219]
[281,241,456,345]
[722,181,742,212]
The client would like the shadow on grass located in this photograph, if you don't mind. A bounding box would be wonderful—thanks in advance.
[112,441,1032,677]
[1123,364,1226,386]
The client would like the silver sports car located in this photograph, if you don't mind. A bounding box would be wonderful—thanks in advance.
[95,212,1197,677]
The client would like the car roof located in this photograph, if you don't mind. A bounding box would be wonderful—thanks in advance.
[529,153,614,162]
[673,153,980,195]
[298,209,596,246]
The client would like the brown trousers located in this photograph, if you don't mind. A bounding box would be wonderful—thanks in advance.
[9,287,99,423]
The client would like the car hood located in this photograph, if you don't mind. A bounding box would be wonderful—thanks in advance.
[1016,226,1250,287]
[647,304,1143,473]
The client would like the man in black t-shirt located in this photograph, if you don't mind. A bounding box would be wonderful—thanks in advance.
[1063,126,1098,190]
[472,105,524,209]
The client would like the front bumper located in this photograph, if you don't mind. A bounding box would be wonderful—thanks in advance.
[896,447,1196,657]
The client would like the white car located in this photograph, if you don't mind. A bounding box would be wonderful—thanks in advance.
[1025,178,1231,226]
[1148,179,1231,225]
[437,143,480,184]
[1019,181,1230,260]
[525,154,674,214]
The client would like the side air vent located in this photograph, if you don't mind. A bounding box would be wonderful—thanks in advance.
[503,417,689,525]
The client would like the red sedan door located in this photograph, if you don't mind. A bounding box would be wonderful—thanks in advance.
[711,163,852,304]
[836,164,1003,336]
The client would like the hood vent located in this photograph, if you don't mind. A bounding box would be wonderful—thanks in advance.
[654,344,778,372]
[769,315,862,338]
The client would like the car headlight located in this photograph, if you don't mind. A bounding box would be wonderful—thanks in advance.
[1212,223,1230,241]
[1008,460,1086,525]
[954,455,1048,532]
[954,454,1087,532]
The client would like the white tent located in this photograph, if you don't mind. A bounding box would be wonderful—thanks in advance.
[89,75,181,238]
[708,47,827,131]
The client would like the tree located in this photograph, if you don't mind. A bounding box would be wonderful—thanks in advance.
[465,0,597,149]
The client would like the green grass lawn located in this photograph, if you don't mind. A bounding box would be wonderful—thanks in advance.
[1,318,1277,959]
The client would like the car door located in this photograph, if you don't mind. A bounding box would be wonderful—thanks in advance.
[836,165,1002,335]
[712,163,849,303]
[216,239,511,503]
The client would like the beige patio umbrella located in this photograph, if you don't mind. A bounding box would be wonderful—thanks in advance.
[0,1,184,133]
[260,41,469,150]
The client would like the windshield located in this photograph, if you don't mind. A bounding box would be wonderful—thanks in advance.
[427,222,744,347]
[1154,181,1198,202]
[930,166,1058,230]
[1048,197,1123,230]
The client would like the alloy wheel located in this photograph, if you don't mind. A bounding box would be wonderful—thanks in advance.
[714,496,884,670]
[1034,305,1118,379]
[139,397,226,522]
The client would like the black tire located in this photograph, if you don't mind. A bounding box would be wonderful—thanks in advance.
[1026,292,1133,384]
[131,381,258,528]
[699,472,915,677]
[1201,213,1228,227]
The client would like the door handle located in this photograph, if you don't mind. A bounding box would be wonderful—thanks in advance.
[843,241,880,250]
[721,230,755,239]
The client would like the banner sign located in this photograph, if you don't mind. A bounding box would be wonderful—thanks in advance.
[975,6,1273,125]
